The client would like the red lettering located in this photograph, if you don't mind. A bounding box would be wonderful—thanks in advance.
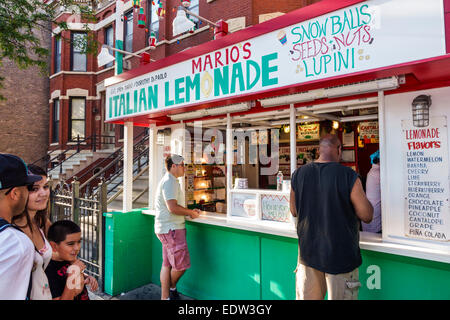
[291,43,302,61]
[242,42,251,59]
[204,54,213,71]
[192,57,202,74]
[215,51,223,68]
[230,46,240,63]
[407,141,441,150]
[225,48,229,65]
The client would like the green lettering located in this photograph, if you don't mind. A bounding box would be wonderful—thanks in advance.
[139,88,147,112]
[113,95,120,117]
[246,60,260,90]
[148,85,158,109]
[214,66,229,96]
[174,77,185,104]
[126,92,132,115]
[119,94,126,116]
[186,74,200,102]
[134,90,138,113]
[230,63,245,94]
[261,53,278,87]
[165,81,174,107]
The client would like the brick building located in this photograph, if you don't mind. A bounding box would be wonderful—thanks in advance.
[48,0,320,160]
[0,24,51,164]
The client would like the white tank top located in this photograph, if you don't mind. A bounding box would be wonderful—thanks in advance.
[30,229,52,300]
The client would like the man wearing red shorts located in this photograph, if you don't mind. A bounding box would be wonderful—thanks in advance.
[155,154,200,300]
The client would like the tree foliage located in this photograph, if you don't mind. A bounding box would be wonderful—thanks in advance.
[0,0,97,100]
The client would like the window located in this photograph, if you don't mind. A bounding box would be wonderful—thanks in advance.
[69,98,86,140]
[71,32,87,71]
[104,26,114,68]
[52,99,60,143]
[124,10,133,52]
[147,0,159,44]
[188,0,200,30]
[54,37,61,73]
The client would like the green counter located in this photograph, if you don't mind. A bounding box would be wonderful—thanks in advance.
[104,210,450,299]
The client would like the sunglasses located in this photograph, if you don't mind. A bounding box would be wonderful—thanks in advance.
[4,184,34,195]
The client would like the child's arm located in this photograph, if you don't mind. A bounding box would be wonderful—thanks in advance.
[85,275,98,292]
[53,261,86,300]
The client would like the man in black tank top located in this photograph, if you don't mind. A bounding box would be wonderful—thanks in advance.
[290,134,373,300]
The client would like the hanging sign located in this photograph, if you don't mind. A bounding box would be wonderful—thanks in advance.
[359,121,379,143]
[297,123,320,141]
[402,116,450,241]
[105,0,445,122]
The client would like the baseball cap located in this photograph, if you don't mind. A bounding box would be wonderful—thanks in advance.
[0,154,42,190]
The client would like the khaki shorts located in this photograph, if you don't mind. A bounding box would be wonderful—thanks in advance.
[295,254,361,300]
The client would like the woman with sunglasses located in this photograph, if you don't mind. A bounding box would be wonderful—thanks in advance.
[13,164,53,300]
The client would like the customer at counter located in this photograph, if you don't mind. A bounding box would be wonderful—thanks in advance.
[362,151,382,233]
[289,134,373,300]
[154,154,200,300]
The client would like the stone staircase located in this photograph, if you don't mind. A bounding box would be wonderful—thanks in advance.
[48,150,115,181]
[107,167,149,212]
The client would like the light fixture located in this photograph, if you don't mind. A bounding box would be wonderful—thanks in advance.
[97,45,116,67]
[97,44,154,68]
[270,117,321,126]
[340,114,378,122]
[260,77,398,108]
[172,7,196,36]
[326,77,399,99]
[283,125,290,133]
[170,102,251,121]
[411,95,431,127]
[172,6,228,39]
[332,121,340,130]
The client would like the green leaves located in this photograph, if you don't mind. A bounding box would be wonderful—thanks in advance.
[0,0,97,100]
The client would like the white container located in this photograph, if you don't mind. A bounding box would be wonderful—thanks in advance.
[282,180,291,192]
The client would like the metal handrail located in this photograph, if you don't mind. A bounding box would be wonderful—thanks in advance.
[106,165,149,205]
[104,146,149,197]
[32,133,116,173]
[79,132,149,190]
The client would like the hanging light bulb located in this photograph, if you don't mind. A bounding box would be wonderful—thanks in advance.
[332,121,340,130]
[284,125,290,134]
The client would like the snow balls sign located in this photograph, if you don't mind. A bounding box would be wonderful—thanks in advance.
[402,116,450,241]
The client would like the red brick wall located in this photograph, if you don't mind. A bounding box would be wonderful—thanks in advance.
[49,0,322,152]
[0,24,51,164]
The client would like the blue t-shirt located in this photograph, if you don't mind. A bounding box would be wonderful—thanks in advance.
[291,162,360,274]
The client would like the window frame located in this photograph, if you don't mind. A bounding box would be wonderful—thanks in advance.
[124,10,134,52]
[54,37,62,73]
[104,25,114,68]
[146,0,159,45]
[69,97,86,141]
[188,0,200,30]
[70,32,88,72]
[52,99,60,143]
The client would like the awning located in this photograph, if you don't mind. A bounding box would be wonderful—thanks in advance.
[104,0,450,126]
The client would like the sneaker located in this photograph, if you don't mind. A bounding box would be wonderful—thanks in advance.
[169,288,180,300]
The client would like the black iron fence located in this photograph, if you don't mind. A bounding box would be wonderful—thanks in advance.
[49,179,107,288]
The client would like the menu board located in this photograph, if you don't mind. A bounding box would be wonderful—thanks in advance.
[230,193,257,218]
[402,116,450,242]
[261,194,291,223]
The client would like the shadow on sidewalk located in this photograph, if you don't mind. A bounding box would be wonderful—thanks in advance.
[89,283,195,300]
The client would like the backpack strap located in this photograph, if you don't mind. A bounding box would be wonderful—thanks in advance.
[0,218,12,232]
[0,218,33,300]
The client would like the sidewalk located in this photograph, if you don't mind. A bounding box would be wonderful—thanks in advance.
[89,283,194,300]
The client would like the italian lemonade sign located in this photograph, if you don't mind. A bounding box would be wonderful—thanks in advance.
[106,0,445,121]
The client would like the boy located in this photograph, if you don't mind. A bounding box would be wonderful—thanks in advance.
[45,220,98,300]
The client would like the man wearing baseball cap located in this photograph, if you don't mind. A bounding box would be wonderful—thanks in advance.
[0,153,42,299]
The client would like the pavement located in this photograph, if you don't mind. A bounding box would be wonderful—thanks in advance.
[88,283,194,300]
